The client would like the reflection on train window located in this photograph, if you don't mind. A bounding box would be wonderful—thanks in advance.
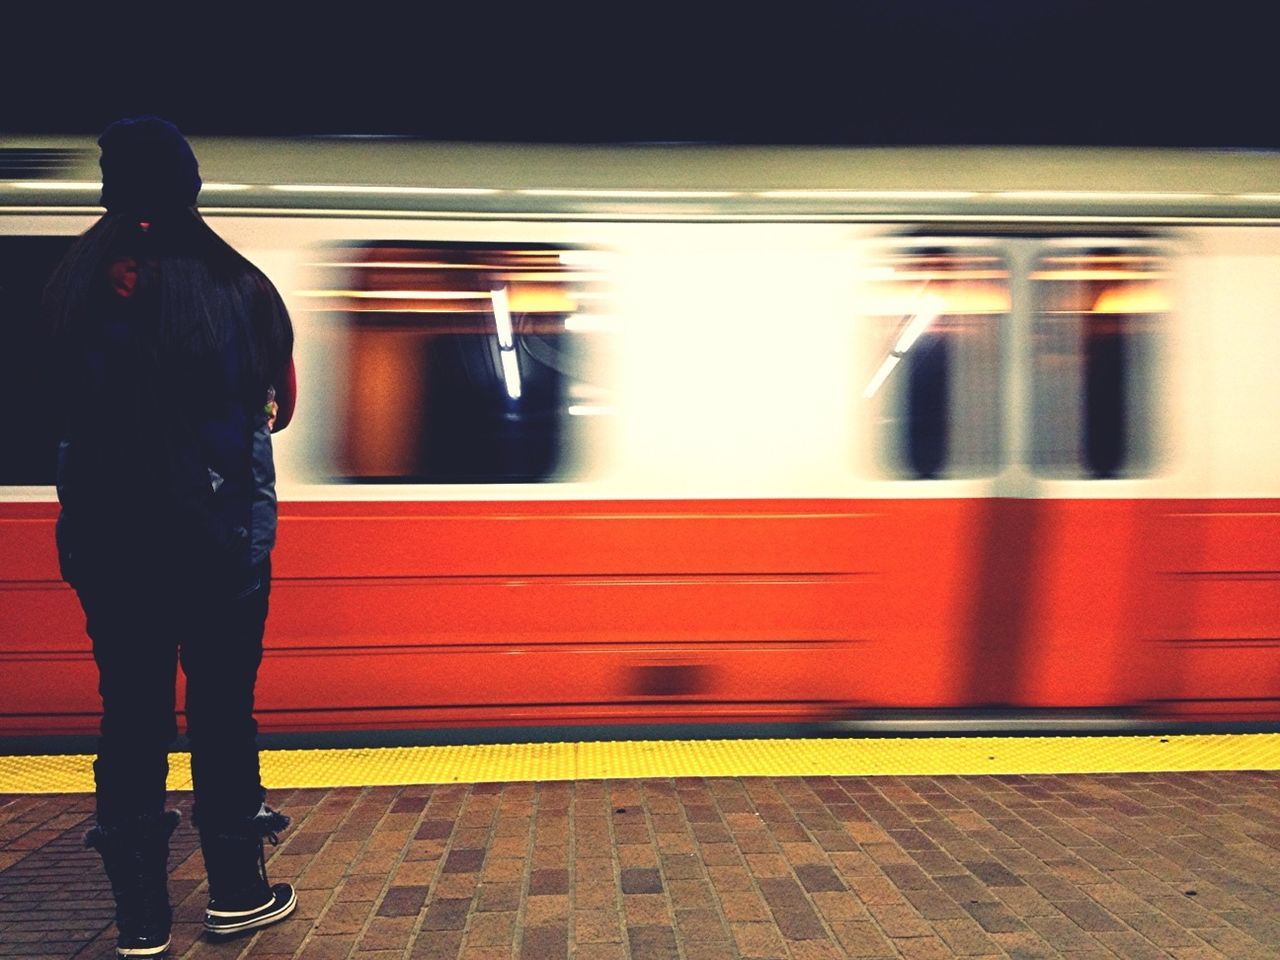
[1031,247,1164,478]
[311,243,617,483]
[0,236,75,485]
[862,246,1008,479]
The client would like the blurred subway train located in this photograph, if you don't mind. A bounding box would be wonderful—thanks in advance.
[2,138,1279,737]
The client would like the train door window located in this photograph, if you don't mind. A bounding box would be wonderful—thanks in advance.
[861,244,1009,479]
[310,242,618,483]
[0,235,76,485]
[1030,244,1166,478]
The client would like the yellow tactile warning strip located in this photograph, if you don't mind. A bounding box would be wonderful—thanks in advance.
[1,733,1278,794]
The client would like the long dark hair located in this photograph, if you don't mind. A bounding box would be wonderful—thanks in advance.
[45,208,293,403]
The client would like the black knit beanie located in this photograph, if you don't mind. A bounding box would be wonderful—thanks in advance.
[98,116,201,216]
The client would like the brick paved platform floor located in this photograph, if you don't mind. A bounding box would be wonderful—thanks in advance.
[2,771,1279,959]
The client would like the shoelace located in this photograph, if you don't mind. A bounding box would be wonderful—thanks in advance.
[257,837,273,887]
[255,809,289,885]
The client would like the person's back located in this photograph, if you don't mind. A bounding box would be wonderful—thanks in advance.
[55,200,297,580]
[47,117,298,959]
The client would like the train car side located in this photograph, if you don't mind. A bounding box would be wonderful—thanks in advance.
[2,143,1279,735]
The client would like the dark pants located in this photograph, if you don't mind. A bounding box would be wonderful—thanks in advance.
[79,560,271,828]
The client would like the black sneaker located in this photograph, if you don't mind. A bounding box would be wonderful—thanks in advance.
[203,882,296,937]
[114,932,171,957]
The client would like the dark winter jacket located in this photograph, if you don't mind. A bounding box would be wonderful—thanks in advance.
[54,265,289,595]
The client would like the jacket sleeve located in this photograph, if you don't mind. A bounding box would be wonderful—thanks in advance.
[271,356,297,433]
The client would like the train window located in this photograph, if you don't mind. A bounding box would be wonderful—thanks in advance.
[311,242,617,483]
[0,236,75,485]
[862,245,1009,479]
[1030,246,1165,478]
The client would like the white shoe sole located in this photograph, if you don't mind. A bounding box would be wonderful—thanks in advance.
[204,886,297,936]
[116,936,170,958]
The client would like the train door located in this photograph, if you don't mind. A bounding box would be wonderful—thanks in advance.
[997,238,1172,711]
[857,236,1172,715]
[857,239,1014,709]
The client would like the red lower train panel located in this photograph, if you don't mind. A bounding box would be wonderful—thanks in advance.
[2,498,1278,735]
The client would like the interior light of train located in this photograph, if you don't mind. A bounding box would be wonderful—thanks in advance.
[1029,270,1169,281]
[491,287,514,348]
[862,285,1011,317]
[567,404,618,417]
[1040,256,1162,268]
[563,313,620,332]
[499,347,522,400]
[506,287,577,314]
[296,290,492,299]
[893,296,944,354]
[1091,287,1171,314]
[324,261,510,270]
[863,354,901,399]
[268,184,500,195]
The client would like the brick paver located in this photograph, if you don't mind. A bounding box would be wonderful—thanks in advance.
[1,770,1278,958]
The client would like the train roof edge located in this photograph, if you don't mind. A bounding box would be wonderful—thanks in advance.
[2,139,1279,221]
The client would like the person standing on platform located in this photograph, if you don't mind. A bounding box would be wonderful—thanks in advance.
[46,117,299,958]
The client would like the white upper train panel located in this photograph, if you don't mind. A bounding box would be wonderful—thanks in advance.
[2,141,1280,501]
